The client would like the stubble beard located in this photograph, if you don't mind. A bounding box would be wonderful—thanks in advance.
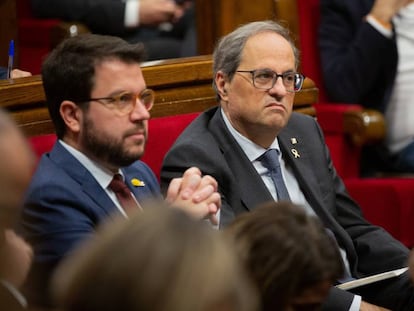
[81,117,146,168]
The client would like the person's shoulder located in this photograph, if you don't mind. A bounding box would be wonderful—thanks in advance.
[289,111,317,125]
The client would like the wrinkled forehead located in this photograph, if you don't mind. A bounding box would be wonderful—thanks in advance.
[240,32,296,69]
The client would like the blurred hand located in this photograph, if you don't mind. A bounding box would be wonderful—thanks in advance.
[371,0,414,22]
[0,229,33,288]
[139,0,185,26]
[360,301,391,311]
[11,69,32,79]
[165,167,221,225]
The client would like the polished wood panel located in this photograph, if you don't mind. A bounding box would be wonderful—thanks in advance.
[195,0,276,54]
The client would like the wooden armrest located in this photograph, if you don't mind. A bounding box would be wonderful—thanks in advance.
[50,21,90,48]
[344,109,386,147]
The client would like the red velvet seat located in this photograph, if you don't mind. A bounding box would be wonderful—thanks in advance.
[16,0,61,74]
[27,113,200,182]
[141,112,200,180]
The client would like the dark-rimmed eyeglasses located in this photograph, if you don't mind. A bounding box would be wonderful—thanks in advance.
[77,88,155,115]
[236,69,305,92]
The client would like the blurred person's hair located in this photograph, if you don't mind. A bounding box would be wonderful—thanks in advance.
[224,201,344,311]
[53,201,259,311]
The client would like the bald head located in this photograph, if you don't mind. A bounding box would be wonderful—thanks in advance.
[0,109,35,228]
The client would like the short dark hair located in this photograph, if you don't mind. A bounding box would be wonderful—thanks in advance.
[225,201,344,311]
[41,34,146,138]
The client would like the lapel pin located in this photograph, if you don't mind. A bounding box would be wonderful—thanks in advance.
[131,178,145,187]
[291,149,300,158]
[291,137,298,144]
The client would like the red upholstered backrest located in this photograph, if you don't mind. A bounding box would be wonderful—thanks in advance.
[297,0,328,102]
[16,0,60,74]
[138,112,200,180]
[28,133,57,159]
[295,0,364,179]
[26,113,200,181]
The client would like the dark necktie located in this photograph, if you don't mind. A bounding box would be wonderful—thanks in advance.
[108,174,141,215]
[259,149,291,201]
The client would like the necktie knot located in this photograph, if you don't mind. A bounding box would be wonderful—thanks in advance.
[259,149,290,201]
[108,174,141,214]
[260,149,281,171]
[109,174,130,195]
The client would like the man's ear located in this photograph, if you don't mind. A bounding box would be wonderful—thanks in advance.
[60,100,82,134]
[215,71,229,101]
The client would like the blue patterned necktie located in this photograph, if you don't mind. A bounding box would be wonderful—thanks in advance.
[259,149,291,201]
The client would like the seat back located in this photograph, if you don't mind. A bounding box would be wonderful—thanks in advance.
[141,113,201,180]
[296,0,328,102]
[16,0,59,74]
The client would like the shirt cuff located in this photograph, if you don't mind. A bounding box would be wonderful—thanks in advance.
[349,294,361,311]
[125,0,140,27]
[0,280,27,308]
[366,14,393,38]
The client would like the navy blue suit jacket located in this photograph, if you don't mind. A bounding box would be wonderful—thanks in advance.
[21,141,160,306]
[319,0,398,112]
[161,107,414,310]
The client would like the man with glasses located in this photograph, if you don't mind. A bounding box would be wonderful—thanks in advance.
[20,33,220,308]
[161,20,414,310]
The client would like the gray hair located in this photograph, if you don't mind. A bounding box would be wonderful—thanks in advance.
[212,20,300,98]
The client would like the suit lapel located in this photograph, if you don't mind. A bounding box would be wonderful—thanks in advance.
[122,168,160,204]
[278,127,326,213]
[49,142,120,217]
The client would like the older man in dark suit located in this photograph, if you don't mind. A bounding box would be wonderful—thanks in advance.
[161,20,414,310]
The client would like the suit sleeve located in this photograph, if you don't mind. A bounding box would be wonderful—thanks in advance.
[319,0,397,107]
[30,0,127,35]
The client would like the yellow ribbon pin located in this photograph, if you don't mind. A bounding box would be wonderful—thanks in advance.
[291,149,300,158]
[131,178,145,187]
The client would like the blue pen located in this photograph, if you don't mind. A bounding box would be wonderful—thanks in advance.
[7,40,14,79]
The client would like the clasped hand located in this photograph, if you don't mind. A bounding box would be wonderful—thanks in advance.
[165,167,221,225]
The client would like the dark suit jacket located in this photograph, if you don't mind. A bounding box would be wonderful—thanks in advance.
[0,67,8,80]
[0,283,25,311]
[161,107,414,310]
[319,0,398,112]
[20,141,160,306]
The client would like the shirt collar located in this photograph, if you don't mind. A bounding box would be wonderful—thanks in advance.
[220,108,281,161]
[58,140,123,189]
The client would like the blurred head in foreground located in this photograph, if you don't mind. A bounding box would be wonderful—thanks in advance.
[225,201,344,311]
[53,202,259,311]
